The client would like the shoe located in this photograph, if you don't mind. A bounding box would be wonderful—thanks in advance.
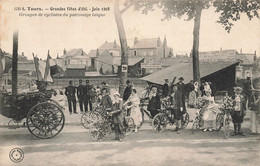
[135,128,138,133]
[203,128,207,132]
[114,137,119,140]
[231,132,237,136]
[74,112,78,114]
[209,128,213,132]
[177,130,180,134]
[80,112,83,114]
[119,137,123,142]
[70,112,72,115]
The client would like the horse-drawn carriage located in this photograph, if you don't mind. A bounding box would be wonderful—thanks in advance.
[0,32,65,139]
[0,88,65,139]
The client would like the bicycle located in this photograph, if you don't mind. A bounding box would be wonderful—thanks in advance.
[216,109,232,139]
[152,106,190,133]
[89,106,135,141]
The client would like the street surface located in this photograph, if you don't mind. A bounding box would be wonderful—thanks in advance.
[0,113,259,166]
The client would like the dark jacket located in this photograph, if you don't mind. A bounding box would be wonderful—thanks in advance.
[123,86,132,101]
[147,94,161,111]
[162,83,169,97]
[171,90,183,109]
[65,85,76,100]
[83,85,92,98]
[77,84,84,98]
[101,94,113,110]
[176,82,185,99]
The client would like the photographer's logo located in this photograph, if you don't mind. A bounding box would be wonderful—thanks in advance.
[9,148,24,163]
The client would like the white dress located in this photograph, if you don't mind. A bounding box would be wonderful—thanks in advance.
[203,96,219,128]
[126,94,142,126]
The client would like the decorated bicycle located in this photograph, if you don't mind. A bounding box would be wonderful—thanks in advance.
[152,96,190,133]
[88,105,135,141]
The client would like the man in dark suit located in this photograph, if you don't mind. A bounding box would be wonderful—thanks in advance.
[83,80,93,112]
[170,84,183,134]
[77,79,84,113]
[123,80,132,102]
[176,77,186,112]
[162,79,170,98]
[65,80,77,114]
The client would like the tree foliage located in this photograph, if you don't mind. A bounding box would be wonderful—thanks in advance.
[134,0,260,32]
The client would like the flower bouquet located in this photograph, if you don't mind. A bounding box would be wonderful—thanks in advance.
[220,96,234,114]
[197,97,207,109]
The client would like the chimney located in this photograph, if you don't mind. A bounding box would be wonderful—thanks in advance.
[57,53,59,59]
[134,37,138,45]
[240,49,242,54]
[254,50,257,61]
[220,47,222,51]
[157,37,161,47]
[163,35,167,46]
[96,49,99,57]
[22,52,24,56]
[63,48,66,55]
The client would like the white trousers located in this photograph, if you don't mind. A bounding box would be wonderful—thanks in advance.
[250,111,260,133]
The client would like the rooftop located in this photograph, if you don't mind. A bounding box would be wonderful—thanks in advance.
[141,61,239,85]
[132,38,158,49]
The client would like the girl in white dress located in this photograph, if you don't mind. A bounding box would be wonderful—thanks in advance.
[124,88,142,132]
[202,89,219,132]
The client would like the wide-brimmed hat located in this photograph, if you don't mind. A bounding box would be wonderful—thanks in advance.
[179,77,184,81]
[234,87,243,92]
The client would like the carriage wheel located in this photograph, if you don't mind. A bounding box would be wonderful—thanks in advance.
[81,112,100,129]
[181,113,189,129]
[124,116,134,136]
[152,113,168,133]
[216,113,224,131]
[224,117,231,139]
[89,121,111,141]
[26,102,65,139]
[192,118,199,134]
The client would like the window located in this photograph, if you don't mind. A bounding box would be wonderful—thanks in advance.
[91,59,95,67]
[110,52,113,56]
[134,51,137,56]
[149,58,153,64]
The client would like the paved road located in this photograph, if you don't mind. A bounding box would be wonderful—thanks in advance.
[0,121,259,166]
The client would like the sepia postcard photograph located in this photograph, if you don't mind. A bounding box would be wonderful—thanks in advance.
[0,0,260,165]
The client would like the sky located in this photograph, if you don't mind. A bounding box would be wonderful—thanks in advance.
[0,0,259,60]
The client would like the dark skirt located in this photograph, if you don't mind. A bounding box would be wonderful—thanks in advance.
[231,111,245,124]
[112,110,126,132]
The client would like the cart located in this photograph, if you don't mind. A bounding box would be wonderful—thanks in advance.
[0,32,65,139]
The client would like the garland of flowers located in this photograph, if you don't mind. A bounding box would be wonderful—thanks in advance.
[220,96,234,114]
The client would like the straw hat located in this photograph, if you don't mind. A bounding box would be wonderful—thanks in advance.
[234,87,243,92]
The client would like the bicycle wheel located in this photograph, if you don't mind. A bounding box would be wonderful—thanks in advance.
[89,121,111,141]
[181,112,189,129]
[192,118,199,134]
[152,113,168,133]
[215,113,224,131]
[124,116,134,136]
[224,118,231,139]
[81,112,100,129]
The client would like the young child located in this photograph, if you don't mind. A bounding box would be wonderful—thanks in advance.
[202,89,218,132]
[231,87,246,136]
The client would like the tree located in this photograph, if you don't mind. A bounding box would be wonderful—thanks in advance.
[114,0,134,95]
[134,0,260,82]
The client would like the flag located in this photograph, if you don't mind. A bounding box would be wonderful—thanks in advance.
[33,55,45,81]
[44,51,53,82]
